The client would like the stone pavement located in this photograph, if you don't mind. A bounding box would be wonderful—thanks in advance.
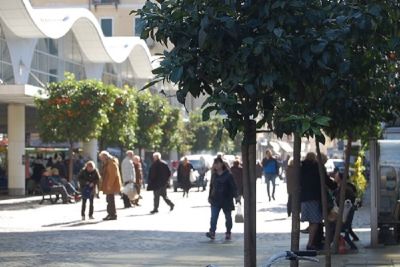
[0,180,399,267]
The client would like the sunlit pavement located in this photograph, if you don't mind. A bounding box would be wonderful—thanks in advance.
[0,180,399,266]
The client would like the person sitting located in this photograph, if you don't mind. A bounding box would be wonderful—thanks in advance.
[40,168,73,204]
[50,168,81,201]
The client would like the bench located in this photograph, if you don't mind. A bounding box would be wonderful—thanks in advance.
[39,176,60,204]
[378,200,400,245]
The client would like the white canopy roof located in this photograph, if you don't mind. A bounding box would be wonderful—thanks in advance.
[0,0,154,79]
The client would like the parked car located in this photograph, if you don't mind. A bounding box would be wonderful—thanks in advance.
[172,154,214,192]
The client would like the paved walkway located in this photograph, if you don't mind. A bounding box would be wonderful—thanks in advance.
[0,180,398,266]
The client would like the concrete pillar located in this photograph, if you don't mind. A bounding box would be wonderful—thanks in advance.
[7,104,25,195]
[82,62,102,168]
[82,139,98,167]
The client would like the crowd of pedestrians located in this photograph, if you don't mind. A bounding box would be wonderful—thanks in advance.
[24,145,359,250]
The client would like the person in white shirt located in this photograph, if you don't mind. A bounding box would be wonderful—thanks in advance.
[121,150,136,208]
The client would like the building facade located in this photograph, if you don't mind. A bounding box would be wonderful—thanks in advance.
[0,0,155,195]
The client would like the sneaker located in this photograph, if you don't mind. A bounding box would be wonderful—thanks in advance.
[206,232,215,240]
[150,210,158,214]
[170,204,175,211]
[89,216,94,220]
[82,216,85,221]
[225,232,231,240]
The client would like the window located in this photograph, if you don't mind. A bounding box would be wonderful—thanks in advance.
[134,17,144,37]
[101,18,113,37]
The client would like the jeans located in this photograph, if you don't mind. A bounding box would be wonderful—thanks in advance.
[264,173,277,199]
[209,205,232,233]
[81,196,94,217]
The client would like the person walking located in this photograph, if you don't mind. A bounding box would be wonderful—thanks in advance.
[77,161,100,220]
[197,156,209,191]
[121,150,136,208]
[206,157,240,241]
[99,151,122,221]
[177,157,194,197]
[132,155,143,206]
[262,149,279,201]
[147,152,174,214]
[230,157,243,199]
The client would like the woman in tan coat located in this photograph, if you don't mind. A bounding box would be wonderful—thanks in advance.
[99,151,122,220]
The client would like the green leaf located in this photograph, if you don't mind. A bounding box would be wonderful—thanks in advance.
[273,28,284,38]
[170,66,183,83]
[301,121,311,135]
[244,84,256,96]
[314,116,331,127]
[310,40,328,54]
[202,106,215,121]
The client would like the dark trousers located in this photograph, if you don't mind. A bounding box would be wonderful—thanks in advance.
[122,194,132,208]
[106,194,116,217]
[81,196,94,217]
[153,186,173,211]
[287,194,292,217]
[210,205,232,233]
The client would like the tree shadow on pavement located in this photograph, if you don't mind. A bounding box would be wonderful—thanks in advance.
[42,220,104,228]
[258,204,287,214]
[0,201,45,211]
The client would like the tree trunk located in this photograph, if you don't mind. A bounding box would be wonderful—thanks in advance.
[290,133,301,267]
[98,137,105,152]
[332,135,353,253]
[68,141,74,182]
[242,118,257,267]
[316,141,331,267]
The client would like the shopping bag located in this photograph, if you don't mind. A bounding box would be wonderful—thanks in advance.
[189,170,197,183]
[235,204,244,223]
[122,183,139,201]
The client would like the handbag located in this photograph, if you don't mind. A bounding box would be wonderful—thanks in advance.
[235,204,244,223]
[189,170,197,183]
[122,182,139,201]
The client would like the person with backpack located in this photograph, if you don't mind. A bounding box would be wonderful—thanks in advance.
[262,149,279,201]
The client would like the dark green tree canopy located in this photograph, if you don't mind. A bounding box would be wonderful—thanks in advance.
[99,85,138,150]
[136,1,400,142]
[35,73,112,144]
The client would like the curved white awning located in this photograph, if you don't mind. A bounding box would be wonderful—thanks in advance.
[0,0,153,79]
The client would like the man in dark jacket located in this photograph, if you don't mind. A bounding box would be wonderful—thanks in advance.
[147,152,174,214]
